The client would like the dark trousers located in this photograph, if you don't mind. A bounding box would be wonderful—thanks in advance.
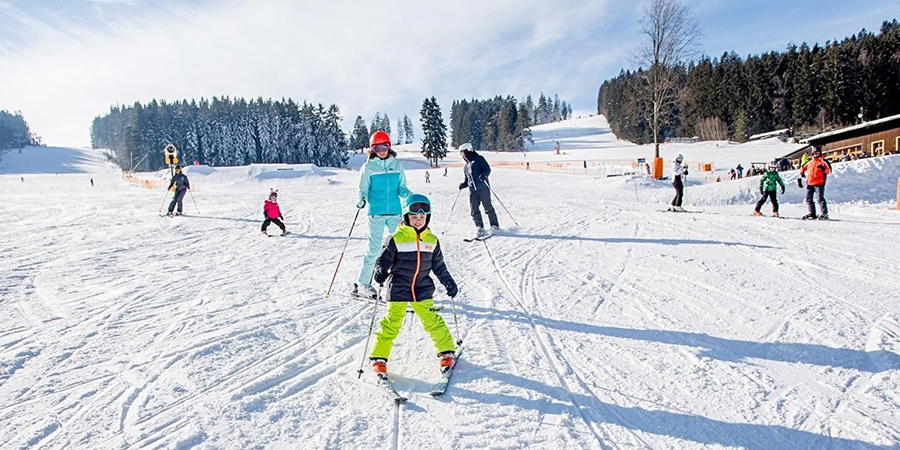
[806,185,828,216]
[167,189,187,213]
[469,188,499,229]
[262,217,286,232]
[755,191,779,213]
[671,179,684,207]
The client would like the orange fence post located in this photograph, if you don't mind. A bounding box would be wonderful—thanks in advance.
[653,157,664,179]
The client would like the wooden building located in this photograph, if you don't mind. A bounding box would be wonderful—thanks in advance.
[782,114,900,167]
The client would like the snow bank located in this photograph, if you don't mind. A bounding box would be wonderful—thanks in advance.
[629,154,900,206]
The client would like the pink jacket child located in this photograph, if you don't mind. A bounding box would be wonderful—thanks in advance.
[261,191,287,235]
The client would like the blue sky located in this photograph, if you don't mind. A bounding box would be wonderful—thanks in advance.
[1,0,898,146]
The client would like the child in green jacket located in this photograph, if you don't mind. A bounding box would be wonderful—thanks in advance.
[753,161,786,217]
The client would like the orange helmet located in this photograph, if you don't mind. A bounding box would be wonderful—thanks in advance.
[369,130,391,148]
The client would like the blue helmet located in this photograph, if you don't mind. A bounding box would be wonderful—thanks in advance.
[403,193,431,215]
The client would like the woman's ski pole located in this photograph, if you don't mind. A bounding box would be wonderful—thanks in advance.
[356,291,380,378]
[326,208,361,297]
[485,183,519,227]
[188,189,200,214]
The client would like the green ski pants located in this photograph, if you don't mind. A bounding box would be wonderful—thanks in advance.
[369,299,455,360]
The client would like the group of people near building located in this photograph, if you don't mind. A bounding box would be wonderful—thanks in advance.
[672,146,832,220]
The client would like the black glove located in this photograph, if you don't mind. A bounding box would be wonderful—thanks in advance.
[279,215,284,220]
[683,169,689,176]
[781,187,785,195]
[458,182,467,190]
[797,178,803,188]
[445,281,458,298]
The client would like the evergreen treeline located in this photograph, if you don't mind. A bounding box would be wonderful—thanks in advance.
[449,93,571,151]
[0,110,42,149]
[598,20,900,143]
[91,97,349,170]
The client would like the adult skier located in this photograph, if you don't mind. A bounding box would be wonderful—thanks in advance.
[668,154,688,212]
[457,142,499,238]
[753,161,785,217]
[369,194,458,378]
[799,146,831,220]
[166,165,190,216]
[353,131,411,299]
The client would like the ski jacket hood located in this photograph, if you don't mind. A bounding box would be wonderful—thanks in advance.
[373,224,455,302]
[358,155,410,216]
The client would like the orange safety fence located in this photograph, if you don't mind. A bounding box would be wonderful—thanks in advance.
[485,158,715,178]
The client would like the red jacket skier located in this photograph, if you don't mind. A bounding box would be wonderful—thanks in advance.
[261,191,287,235]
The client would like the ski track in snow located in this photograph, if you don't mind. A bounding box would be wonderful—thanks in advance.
[2,146,899,449]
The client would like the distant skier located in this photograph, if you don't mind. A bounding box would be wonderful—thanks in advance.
[90,178,94,187]
[369,194,458,379]
[353,131,410,299]
[458,142,499,238]
[425,171,431,184]
[443,167,448,177]
[261,190,287,236]
[729,168,736,180]
[799,147,831,220]
[752,161,785,217]
[668,154,688,212]
[166,165,190,216]
[736,164,744,179]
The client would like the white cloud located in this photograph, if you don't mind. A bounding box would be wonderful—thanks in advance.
[0,0,632,146]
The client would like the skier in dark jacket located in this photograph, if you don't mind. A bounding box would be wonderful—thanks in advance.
[752,161,785,217]
[457,142,499,238]
[166,165,190,216]
[369,194,458,378]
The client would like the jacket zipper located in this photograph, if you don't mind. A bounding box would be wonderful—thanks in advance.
[410,233,421,302]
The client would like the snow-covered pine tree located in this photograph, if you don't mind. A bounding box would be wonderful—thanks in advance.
[403,114,414,144]
[419,97,447,167]
[395,118,404,145]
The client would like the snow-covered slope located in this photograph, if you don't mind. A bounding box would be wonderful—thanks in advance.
[1,146,899,450]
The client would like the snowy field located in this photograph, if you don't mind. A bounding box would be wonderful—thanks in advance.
[2,125,900,449]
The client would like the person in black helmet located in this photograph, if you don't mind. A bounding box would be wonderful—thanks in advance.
[457,142,499,238]
[166,165,190,217]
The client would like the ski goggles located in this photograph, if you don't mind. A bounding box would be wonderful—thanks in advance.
[372,144,390,153]
[407,202,431,215]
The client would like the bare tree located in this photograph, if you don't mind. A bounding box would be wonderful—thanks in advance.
[635,0,701,159]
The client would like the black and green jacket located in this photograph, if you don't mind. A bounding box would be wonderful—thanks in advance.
[374,224,455,302]
[759,170,785,192]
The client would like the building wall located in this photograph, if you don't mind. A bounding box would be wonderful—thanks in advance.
[818,126,900,160]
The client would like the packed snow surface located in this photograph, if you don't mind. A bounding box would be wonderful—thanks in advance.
[2,128,899,450]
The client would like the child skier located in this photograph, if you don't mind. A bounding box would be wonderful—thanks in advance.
[753,161,785,217]
[261,190,287,236]
[369,194,459,379]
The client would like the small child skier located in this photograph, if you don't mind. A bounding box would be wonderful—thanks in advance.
[753,161,785,217]
[369,193,459,379]
[261,190,287,236]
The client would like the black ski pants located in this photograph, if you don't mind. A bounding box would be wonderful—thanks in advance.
[671,179,684,207]
[806,184,828,216]
[755,191,779,213]
[168,189,187,213]
[262,217,286,233]
[469,187,499,229]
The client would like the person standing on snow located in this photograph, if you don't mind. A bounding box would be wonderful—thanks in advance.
[799,146,831,220]
[166,165,190,216]
[353,131,411,299]
[753,161,785,217]
[261,190,287,236]
[425,171,431,184]
[457,142,499,238]
[369,194,458,378]
[736,164,744,179]
[668,154,688,212]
